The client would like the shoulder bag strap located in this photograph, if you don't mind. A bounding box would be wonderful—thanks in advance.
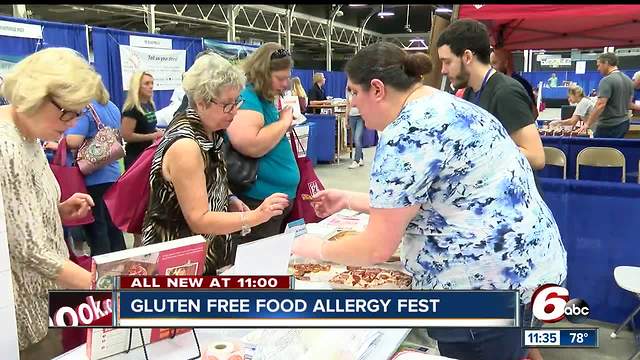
[87,104,105,130]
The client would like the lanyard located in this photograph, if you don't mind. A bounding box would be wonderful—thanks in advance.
[472,68,494,105]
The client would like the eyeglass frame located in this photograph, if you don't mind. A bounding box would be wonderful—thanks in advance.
[50,97,85,122]
[210,95,244,113]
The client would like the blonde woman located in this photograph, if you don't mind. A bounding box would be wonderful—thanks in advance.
[549,86,596,132]
[121,71,163,169]
[290,76,308,113]
[142,52,289,274]
[307,72,332,113]
[0,48,103,359]
[226,42,299,242]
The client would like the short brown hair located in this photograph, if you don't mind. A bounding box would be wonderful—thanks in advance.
[597,52,618,67]
[242,42,293,101]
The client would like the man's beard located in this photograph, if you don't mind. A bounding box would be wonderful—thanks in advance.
[452,61,471,89]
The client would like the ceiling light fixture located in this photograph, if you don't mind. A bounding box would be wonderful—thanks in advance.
[404,4,412,32]
[378,4,394,18]
[435,7,453,13]
[349,4,367,7]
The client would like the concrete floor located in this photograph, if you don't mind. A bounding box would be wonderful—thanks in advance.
[315,145,638,360]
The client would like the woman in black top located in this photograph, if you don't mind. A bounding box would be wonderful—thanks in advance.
[307,72,331,114]
[121,71,164,169]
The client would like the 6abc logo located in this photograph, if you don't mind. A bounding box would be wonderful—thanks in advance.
[531,284,590,324]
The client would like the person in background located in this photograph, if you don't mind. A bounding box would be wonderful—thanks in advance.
[290,76,308,113]
[293,42,566,360]
[121,71,164,170]
[0,47,101,359]
[345,84,364,169]
[307,72,332,113]
[437,19,545,172]
[226,42,299,243]
[64,85,126,256]
[491,48,539,119]
[547,73,558,87]
[579,53,635,138]
[142,52,289,275]
[549,86,595,131]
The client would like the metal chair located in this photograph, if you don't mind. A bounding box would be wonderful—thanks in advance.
[576,147,626,183]
[543,146,567,179]
[611,266,640,360]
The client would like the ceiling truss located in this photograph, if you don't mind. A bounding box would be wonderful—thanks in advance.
[74,4,384,48]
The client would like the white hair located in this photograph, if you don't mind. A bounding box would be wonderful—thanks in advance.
[182,52,246,107]
[633,71,640,81]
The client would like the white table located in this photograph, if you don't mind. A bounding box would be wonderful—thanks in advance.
[56,211,411,360]
[55,328,409,360]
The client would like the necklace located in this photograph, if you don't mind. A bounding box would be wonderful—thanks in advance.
[400,83,425,110]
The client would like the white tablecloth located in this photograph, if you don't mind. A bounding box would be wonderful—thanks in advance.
[56,210,413,360]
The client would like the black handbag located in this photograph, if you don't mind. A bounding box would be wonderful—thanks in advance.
[222,138,258,194]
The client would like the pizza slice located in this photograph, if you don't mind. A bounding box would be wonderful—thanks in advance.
[329,267,412,289]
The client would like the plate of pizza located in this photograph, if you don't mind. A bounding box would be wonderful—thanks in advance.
[289,262,334,282]
[329,266,412,289]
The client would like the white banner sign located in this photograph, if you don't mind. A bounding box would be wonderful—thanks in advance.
[536,54,561,62]
[541,58,571,67]
[575,61,586,75]
[119,45,186,91]
[129,35,172,49]
[0,20,42,39]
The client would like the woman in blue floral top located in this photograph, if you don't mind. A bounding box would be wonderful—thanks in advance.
[293,42,567,360]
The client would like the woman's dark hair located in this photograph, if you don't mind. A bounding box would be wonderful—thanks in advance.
[436,19,492,65]
[345,42,432,91]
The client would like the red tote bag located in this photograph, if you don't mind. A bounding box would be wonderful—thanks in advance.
[61,234,91,351]
[286,129,325,224]
[104,139,160,234]
[49,138,94,226]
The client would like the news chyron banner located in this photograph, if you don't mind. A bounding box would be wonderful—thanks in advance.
[49,276,520,328]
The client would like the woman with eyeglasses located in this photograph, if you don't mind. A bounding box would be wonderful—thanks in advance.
[0,48,104,359]
[121,71,164,170]
[142,52,289,275]
[226,42,300,243]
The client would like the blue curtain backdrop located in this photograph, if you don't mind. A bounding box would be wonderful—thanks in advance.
[291,69,347,99]
[0,15,88,58]
[91,27,203,111]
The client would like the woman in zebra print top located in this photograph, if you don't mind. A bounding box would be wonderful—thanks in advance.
[142,53,290,275]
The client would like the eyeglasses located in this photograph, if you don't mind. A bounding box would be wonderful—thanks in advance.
[50,98,85,122]
[210,95,244,113]
[271,48,291,60]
